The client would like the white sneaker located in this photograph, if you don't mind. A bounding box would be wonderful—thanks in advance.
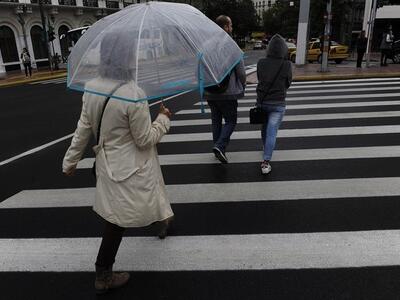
[261,161,271,174]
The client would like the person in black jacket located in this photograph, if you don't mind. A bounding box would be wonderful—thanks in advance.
[356,30,367,68]
[256,34,292,174]
[20,48,32,77]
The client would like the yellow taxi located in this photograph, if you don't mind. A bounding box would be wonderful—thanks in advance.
[289,41,349,64]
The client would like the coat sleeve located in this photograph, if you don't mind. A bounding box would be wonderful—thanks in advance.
[235,59,246,86]
[62,96,92,171]
[128,102,170,150]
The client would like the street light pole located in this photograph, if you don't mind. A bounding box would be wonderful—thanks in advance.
[321,0,332,73]
[295,0,310,65]
[38,0,53,72]
[365,0,377,67]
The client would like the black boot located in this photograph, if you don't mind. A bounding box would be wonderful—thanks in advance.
[95,265,130,294]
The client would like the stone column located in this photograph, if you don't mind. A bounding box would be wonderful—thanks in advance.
[0,47,6,79]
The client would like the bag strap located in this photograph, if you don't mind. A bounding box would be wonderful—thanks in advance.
[95,83,123,145]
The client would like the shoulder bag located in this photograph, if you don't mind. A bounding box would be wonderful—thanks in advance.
[92,84,122,177]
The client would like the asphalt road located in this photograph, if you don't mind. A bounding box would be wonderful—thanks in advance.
[1,56,400,299]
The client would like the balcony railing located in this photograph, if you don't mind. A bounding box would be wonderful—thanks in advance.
[30,0,52,4]
[0,0,19,3]
[106,0,119,8]
[58,0,77,5]
[83,0,98,7]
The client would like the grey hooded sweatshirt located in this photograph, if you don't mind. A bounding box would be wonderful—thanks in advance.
[204,59,246,101]
[256,34,292,106]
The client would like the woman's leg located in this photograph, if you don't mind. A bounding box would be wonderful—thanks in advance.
[95,220,125,269]
[95,220,129,294]
[263,106,285,161]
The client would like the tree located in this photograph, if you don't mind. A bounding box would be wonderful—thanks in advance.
[262,0,299,38]
[202,0,258,38]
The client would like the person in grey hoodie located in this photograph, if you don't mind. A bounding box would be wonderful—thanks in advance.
[256,34,292,174]
[204,15,246,164]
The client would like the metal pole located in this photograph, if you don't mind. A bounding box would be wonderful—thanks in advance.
[321,0,332,73]
[365,0,377,67]
[295,0,310,65]
[38,0,53,72]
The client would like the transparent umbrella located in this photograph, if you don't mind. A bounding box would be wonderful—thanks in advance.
[67,1,244,103]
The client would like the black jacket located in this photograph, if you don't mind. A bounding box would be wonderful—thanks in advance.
[256,34,292,106]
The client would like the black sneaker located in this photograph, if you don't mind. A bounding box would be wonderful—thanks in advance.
[213,147,228,164]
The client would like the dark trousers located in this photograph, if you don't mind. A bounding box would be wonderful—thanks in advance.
[381,50,390,66]
[95,220,125,269]
[23,62,32,77]
[208,99,238,152]
[356,50,365,68]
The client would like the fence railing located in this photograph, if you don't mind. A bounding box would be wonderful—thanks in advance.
[83,0,98,7]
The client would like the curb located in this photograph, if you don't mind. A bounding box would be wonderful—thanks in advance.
[246,70,400,83]
[0,72,67,88]
[293,72,400,81]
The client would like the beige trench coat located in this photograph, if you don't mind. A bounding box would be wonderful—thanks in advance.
[63,78,174,227]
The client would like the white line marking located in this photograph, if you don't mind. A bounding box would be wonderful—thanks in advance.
[196,93,400,106]
[3,177,400,208]
[2,230,400,271]
[181,101,400,114]
[76,146,400,168]
[160,125,400,143]
[0,134,74,167]
[171,111,400,126]
[0,92,186,167]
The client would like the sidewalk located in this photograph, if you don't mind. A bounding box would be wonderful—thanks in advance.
[0,68,67,88]
[1,61,400,88]
[247,61,400,84]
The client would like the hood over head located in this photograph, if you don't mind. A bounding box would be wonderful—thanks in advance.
[266,34,288,59]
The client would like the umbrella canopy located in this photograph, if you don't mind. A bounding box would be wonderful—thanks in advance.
[67,1,243,102]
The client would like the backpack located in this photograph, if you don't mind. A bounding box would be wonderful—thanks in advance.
[205,71,232,94]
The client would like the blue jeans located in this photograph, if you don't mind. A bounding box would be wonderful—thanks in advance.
[261,104,285,161]
[208,100,238,152]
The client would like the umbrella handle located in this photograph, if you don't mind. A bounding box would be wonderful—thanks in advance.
[197,53,205,114]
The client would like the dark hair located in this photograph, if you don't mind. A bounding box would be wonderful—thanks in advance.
[215,15,230,29]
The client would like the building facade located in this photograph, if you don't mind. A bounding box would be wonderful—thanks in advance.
[0,0,153,77]
[252,0,276,21]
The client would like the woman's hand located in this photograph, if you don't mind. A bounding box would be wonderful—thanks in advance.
[63,165,77,177]
[159,103,172,119]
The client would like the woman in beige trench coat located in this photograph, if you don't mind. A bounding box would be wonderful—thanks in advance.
[62,33,174,294]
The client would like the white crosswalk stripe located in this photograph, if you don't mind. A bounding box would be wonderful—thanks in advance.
[3,77,400,289]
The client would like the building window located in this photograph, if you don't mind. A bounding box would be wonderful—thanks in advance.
[58,0,77,5]
[83,0,98,7]
[0,26,19,63]
[58,25,70,60]
[30,25,48,60]
[106,0,119,8]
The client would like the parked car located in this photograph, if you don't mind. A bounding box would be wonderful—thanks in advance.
[253,40,266,50]
[289,41,349,64]
[286,41,296,59]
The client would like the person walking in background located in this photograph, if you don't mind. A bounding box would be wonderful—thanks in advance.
[62,32,174,294]
[380,25,394,66]
[204,15,246,164]
[356,30,367,68]
[20,48,32,77]
[256,34,292,175]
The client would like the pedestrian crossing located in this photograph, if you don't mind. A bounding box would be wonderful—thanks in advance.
[3,77,400,297]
